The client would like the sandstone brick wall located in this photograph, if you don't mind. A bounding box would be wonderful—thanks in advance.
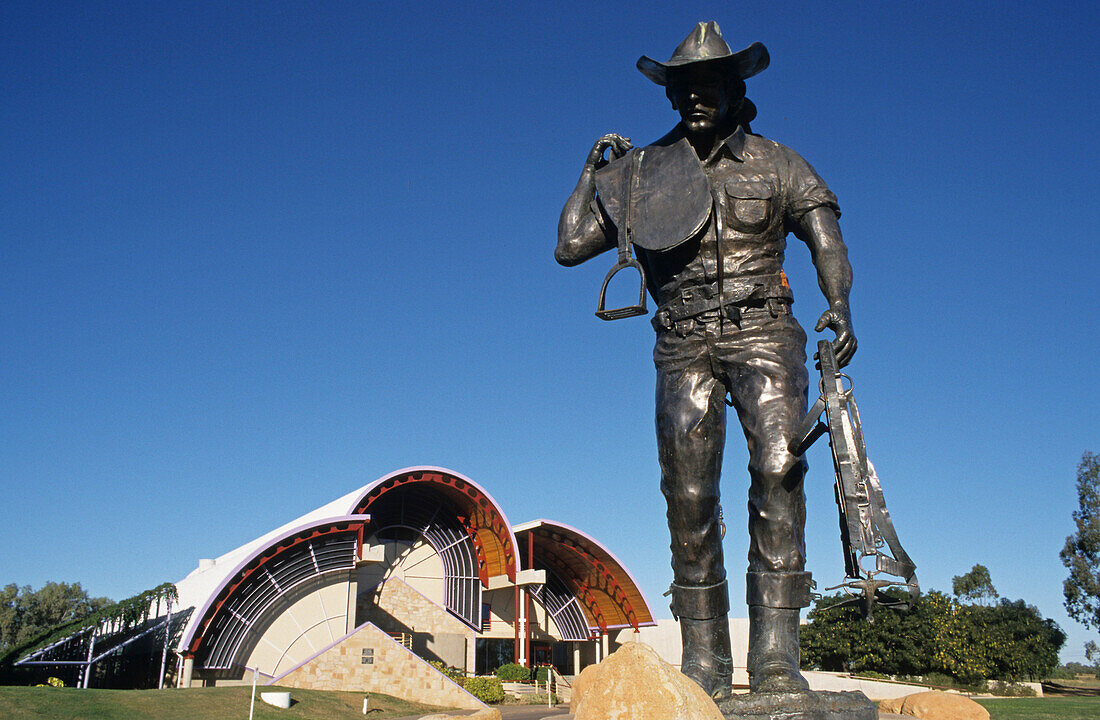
[276,621,485,711]
[359,578,475,669]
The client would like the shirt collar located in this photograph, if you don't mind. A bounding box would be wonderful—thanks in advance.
[675,124,746,164]
[722,126,746,161]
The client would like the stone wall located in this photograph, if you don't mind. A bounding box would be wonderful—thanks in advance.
[276,621,486,711]
[358,578,474,670]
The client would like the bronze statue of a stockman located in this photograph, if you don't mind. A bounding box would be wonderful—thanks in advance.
[557,22,861,703]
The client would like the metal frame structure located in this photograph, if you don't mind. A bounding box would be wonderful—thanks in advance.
[15,594,184,689]
[529,565,590,642]
[349,467,519,586]
[514,519,656,635]
[180,516,369,673]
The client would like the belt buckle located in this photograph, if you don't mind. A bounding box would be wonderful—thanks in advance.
[652,309,673,332]
[723,302,742,328]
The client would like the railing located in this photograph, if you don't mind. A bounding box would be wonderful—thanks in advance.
[388,632,412,649]
[547,665,572,703]
[480,618,513,632]
[501,665,572,704]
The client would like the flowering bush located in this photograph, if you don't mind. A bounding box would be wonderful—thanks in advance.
[462,676,505,703]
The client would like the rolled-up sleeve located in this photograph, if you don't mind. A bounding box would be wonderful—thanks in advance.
[782,147,840,224]
[590,194,617,239]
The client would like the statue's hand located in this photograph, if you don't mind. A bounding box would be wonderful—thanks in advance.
[586,133,633,171]
[815,305,857,368]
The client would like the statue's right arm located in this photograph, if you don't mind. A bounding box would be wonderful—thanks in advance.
[555,134,632,267]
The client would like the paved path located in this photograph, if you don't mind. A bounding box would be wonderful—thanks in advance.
[390,708,903,719]
[497,705,569,719]
[387,704,569,720]
[389,709,908,719]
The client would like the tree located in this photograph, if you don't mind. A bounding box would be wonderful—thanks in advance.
[801,590,977,680]
[1086,641,1100,675]
[952,564,999,605]
[0,582,112,652]
[1062,451,1100,674]
[973,599,1065,681]
[801,589,1065,683]
[1062,452,1100,631]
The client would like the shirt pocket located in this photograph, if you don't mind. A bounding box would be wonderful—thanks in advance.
[724,181,774,233]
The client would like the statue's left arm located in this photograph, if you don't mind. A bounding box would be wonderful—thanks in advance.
[798,206,856,367]
[556,133,631,267]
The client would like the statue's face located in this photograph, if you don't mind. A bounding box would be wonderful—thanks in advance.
[667,67,740,135]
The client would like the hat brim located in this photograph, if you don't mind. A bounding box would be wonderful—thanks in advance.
[637,41,770,86]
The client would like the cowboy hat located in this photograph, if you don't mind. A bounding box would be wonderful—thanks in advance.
[637,21,769,86]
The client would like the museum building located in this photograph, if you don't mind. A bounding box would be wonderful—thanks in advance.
[171,466,657,696]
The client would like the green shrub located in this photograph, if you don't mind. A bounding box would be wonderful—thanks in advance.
[535,666,551,683]
[922,672,957,688]
[463,676,505,703]
[852,670,888,679]
[495,663,532,682]
[989,680,1037,697]
[918,673,988,693]
[428,660,465,683]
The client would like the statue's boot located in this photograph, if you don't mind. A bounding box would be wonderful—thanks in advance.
[670,580,733,701]
[746,572,813,694]
[747,605,809,693]
[681,616,734,700]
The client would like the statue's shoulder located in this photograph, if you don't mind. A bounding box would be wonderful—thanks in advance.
[742,132,797,161]
[744,133,821,173]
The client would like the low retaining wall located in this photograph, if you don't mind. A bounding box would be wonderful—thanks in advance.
[273,621,486,711]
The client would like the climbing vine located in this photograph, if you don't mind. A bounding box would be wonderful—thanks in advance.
[0,583,178,669]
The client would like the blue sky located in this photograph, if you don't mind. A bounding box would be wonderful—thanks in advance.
[2,1,1098,661]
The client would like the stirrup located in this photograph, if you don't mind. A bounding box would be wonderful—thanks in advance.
[595,258,648,320]
[595,148,648,321]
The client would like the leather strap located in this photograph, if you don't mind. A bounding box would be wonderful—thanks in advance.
[668,580,730,620]
[746,571,813,609]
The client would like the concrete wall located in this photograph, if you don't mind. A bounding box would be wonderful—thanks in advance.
[276,621,486,711]
[802,671,940,700]
[613,618,751,685]
[241,575,355,679]
[190,573,357,686]
[358,538,446,606]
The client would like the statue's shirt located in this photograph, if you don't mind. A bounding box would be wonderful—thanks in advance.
[594,125,839,307]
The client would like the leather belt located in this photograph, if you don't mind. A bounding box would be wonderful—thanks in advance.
[651,274,791,331]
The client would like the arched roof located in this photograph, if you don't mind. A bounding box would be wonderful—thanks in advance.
[514,519,656,633]
[180,515,369,667]
[347,466,519,585]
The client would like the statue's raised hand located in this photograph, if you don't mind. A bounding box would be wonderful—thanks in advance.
[586,133,633,171]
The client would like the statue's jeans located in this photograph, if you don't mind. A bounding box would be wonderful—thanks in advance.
[655,308,809,587]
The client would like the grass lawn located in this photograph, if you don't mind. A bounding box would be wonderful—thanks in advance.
[0,685,449,720]
[976,697,1100,720]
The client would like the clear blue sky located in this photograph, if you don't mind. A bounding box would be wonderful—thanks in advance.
[3,1,1098,662]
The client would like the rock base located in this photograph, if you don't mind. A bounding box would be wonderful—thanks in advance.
[717,690,876,720]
